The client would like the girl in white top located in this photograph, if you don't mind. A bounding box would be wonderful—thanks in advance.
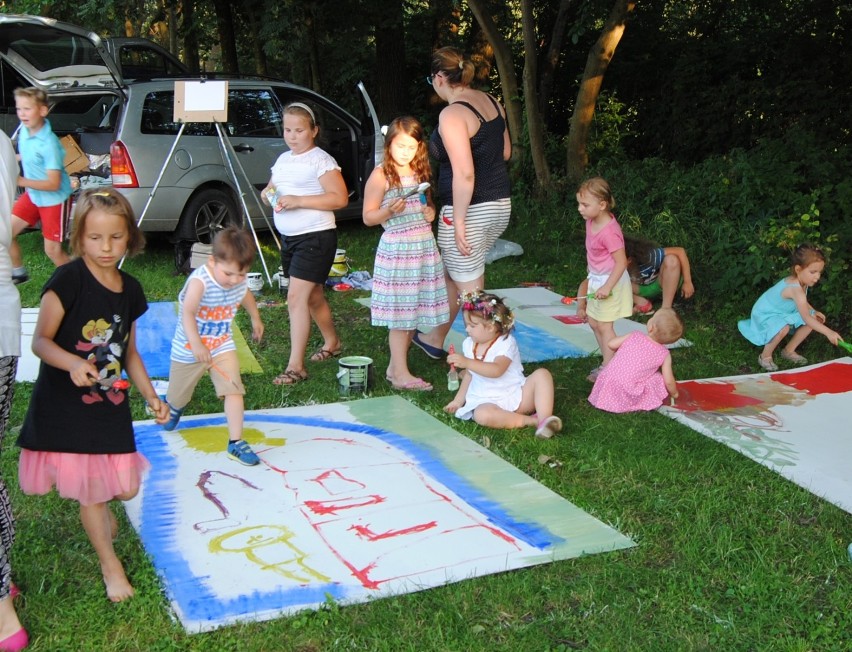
[443,291,562,439]
[261,103,348,385]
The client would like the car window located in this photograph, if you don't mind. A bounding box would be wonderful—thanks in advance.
[141,88,282,137]
[46,94,119,134]
[116,45,185,78]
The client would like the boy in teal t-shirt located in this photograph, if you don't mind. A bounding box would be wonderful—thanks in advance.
[10,86,74,284]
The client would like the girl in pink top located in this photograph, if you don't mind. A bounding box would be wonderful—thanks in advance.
[574,177,633,380]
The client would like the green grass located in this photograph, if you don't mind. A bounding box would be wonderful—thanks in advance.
[5,219,851,651]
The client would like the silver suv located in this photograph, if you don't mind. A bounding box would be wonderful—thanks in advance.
[0,15,381,250]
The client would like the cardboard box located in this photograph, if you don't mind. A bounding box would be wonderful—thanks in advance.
[190,243,213,270]
[61,135,89,174]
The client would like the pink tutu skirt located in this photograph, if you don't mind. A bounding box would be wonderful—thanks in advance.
[19,450,150,506]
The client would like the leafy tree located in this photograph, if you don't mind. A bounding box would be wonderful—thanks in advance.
[565,0,634,182]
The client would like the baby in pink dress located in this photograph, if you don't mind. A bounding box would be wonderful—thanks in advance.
[588,308,684,413]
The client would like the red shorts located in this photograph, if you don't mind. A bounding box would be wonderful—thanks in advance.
[13,191,69,242]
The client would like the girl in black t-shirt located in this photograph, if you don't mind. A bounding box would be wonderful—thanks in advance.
[17,189,169,602]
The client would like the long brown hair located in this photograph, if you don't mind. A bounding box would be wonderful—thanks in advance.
[381,116,431,190]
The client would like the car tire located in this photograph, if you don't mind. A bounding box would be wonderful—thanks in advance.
[178,188,241,244]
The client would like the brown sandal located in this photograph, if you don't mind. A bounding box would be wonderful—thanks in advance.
[272,369,308,385]
[309,347,342,362]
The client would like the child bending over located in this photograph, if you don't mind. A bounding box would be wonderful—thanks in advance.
[624,234,694,313]
[738,244,841,371]
[443,291,562,439]
[589,308,683,413]
[164,227,265,466]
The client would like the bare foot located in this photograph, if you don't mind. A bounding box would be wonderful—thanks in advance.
[102,560,134,602]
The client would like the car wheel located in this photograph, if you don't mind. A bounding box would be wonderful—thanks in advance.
[179,188,241,244]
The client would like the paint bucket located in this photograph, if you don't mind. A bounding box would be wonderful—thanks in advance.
[247,272,263,295]
[329,248,349,278]
[337,356,374,397]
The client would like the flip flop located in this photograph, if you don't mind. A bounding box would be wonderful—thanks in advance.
[273,369,308,385]
[310,347,342,362]
[412,330,445,360]
[390,377,433,392]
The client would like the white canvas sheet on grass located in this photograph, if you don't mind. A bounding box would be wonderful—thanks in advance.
[659,357,852,514]
[355,286,690,363]
[125,396,634,633]
[15,308,39,382]
[16,302,261,383]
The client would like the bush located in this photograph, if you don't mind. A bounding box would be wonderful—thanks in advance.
[551,127,852,331]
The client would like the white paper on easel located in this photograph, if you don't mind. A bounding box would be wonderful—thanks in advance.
[184,82,227,112]
[173,80,229,123]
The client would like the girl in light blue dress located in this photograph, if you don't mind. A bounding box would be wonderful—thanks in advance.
[738,244,841,371]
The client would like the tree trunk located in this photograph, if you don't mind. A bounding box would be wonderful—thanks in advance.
[180,0,200,73]
[373,3,408,122]
[306,7,322,93]
[521,0,550,188]
[466,0,522,163]
[167,0,178,57]
[539,0,577,121]
[210,0,239,74]
[566,0,635,182]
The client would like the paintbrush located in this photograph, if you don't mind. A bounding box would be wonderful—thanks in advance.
[447,344,460,391]
[209,361,241,390]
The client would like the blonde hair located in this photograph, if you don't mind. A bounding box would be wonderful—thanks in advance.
[284,102,316,128]
[430,47,478,87]
[649,308,683,344]
[577,177,616,211]
[69,189,145,258]
[14,86,48,107]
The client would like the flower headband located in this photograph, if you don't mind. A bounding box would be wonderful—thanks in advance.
[458,290,514,329]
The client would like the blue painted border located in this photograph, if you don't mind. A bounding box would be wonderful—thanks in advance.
[133,413,562,625]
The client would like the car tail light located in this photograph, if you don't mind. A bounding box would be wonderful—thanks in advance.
[110,141,139,187]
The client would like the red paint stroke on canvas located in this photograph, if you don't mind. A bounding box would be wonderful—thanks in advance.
[770,362,852,396]
[672,380,764,413]
[304,494,385,515]
[311,469,367,493]
[552,315,586,325]
[349,521,437,541]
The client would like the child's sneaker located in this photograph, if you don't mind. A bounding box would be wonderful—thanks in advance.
[162,404,184,431]
[228,439,260,466]
[12,271,29,285]
[535,416,563,439]
[634,300,655,315]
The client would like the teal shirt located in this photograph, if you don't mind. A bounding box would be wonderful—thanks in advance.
[18,119,73,207]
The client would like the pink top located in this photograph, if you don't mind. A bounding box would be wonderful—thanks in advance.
[585,215,625,275]
[588,331,670,413]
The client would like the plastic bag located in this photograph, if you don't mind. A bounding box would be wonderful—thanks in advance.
[485,238,524,264]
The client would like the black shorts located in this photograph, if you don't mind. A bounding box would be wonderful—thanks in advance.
[280,228,338,285]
